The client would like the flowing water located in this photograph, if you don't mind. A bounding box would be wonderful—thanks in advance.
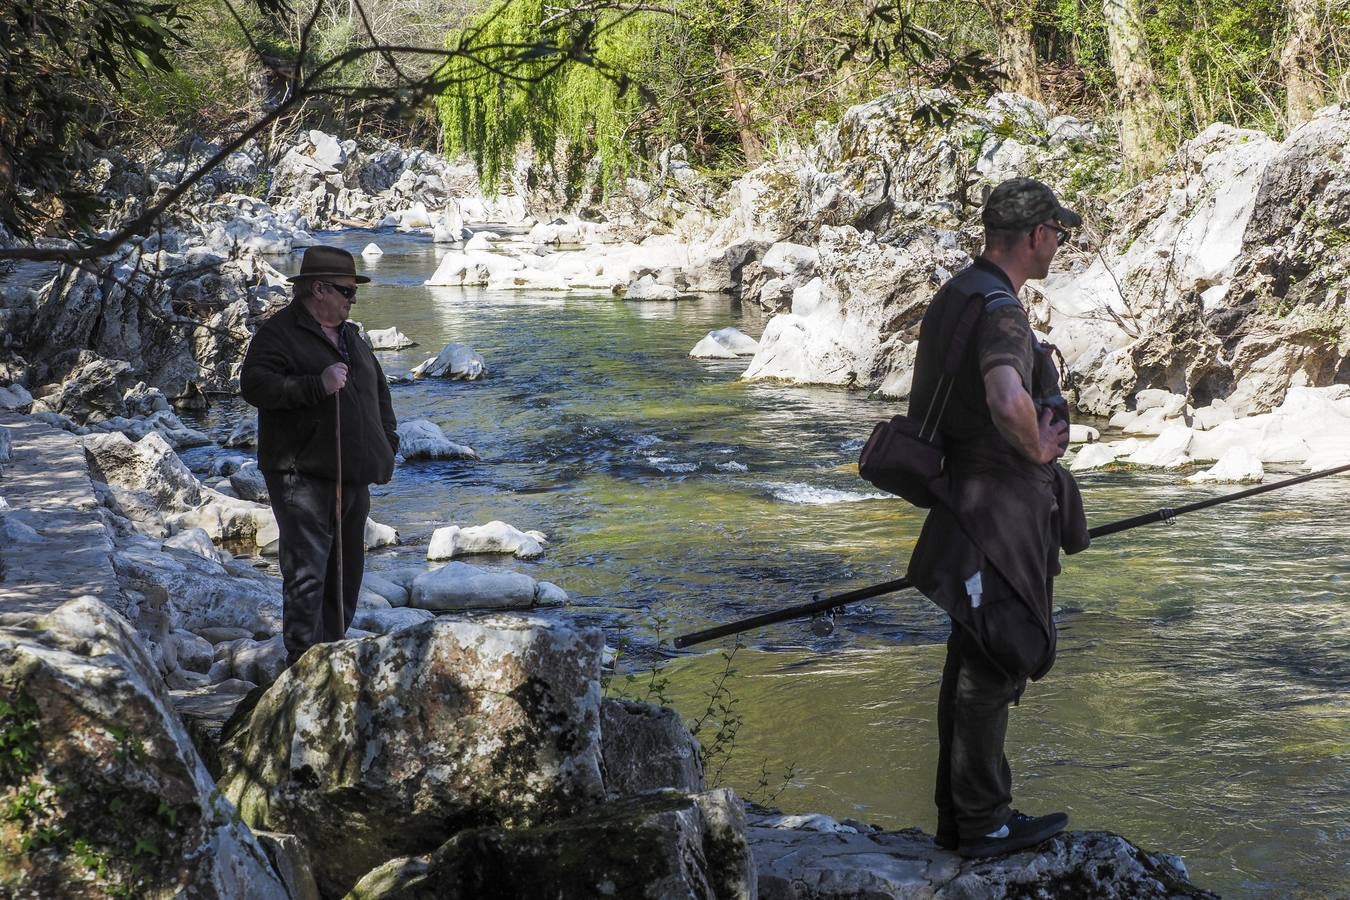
[189,230,1348,898]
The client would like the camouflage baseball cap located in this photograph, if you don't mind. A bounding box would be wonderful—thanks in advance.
[981,177,1082,231]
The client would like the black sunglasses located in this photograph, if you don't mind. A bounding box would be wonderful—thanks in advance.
[318,281,358,300]
[1042,222,1072,244]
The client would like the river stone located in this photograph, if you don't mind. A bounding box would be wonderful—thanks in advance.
[1185,446,1264,484]
[410,342,486,380]
[410,561,539,611]
[366,326,416,350]
[212,635,288,687]
[224,418,257,448]
[426,521,547,560]
[396,419,479,461]
[361,572,410,607]
[347,788,754,900]
[229,462,269,502]
[0,596,287,898]
[350,605,435,635]
[600,698,704,799]
[216,615,605,897]
[691,327,760,359]
[162,526,231,565]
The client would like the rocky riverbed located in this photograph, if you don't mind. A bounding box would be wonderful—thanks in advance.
[3,88,1348,896]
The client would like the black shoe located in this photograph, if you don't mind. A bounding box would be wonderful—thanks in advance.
[934,829,959,851]
[957,809,1068,858]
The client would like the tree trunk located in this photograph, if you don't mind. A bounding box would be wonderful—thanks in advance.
[984,3,1043,102]
[1281,0,1326,128]
[1102,0,1169,178]
[713,45,764,165]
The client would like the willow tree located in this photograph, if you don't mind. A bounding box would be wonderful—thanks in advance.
[1102,0,1168,176]
[436,1,657,194]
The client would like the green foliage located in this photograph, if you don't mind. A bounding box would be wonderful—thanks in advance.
[437,0,653,194]
[0,692,41,784]
[0,0,288,240]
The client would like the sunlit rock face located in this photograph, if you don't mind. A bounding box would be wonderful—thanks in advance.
[216,615,605,897]
[0,596,287,899]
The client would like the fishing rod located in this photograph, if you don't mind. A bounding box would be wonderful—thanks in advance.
[672,461,1350,649]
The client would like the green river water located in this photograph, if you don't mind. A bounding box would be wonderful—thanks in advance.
[193,229,1347,897]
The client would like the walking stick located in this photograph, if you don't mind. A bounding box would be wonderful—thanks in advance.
[672,461,1350,648]
[335,386,343,619]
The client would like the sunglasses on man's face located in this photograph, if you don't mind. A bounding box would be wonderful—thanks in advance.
[1042,222,1072,244]
[319,281,358,300]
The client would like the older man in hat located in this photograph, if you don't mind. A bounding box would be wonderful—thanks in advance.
[241,245,399,666]
[905,178,1089,857]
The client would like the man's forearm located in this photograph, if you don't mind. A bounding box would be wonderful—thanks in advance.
[989,391,1043,463]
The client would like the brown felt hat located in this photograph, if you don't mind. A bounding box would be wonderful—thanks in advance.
[287,245,371,284]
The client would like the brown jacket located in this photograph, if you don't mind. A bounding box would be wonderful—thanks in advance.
[241,300,398,484]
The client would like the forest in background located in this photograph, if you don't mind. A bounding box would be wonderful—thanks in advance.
[3,0,1348,243]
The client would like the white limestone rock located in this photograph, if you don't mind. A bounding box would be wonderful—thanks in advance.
[365,326,416,350]
[1069,439,1143,472]
[410,561,539,611]
[361,242,384,256]
[365,518,399,549]
[411,342,487,380]
[624,274,680,301]
[1186,447,1265,483]
[427,521,548,560]
[396,419,479,461]
[691,327,760,359]
[1123,423,1194,468]
[1069,424,1100,444]
[162,526,231,565]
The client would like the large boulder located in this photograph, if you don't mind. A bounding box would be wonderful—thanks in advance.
[84,430,275,546]
[216,616,606,897]
[348,789,755,900]
[0,596,287,898]
[742,225,965,390]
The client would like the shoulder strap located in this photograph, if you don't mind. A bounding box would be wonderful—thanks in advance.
[921,268,1023,437]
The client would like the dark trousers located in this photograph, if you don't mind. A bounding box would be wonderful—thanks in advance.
[263,470,369,665]
[935,621,1025,842]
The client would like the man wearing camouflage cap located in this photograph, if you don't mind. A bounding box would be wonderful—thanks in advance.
[905,177,1090,857]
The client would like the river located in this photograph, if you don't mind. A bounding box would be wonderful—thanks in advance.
[189,229,1349,897]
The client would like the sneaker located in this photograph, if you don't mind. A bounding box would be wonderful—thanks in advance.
[957,809,1068,858]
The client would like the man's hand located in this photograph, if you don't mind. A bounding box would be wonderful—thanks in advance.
[1037,407,1070,463]
[321,363,349,395]
[985,365,1068,465]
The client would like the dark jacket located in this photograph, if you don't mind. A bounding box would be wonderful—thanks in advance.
[241,300,399,485]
